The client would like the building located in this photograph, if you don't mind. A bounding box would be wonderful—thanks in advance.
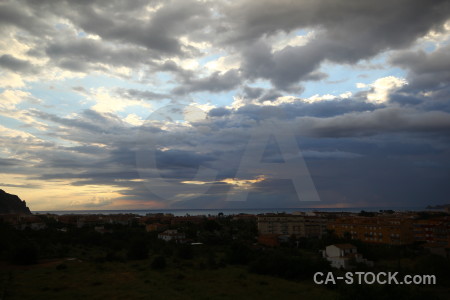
[258,234,280,247]
[257,214,328,238]
[145,223,167,232]
[322,244,373,269]
[328,216,414,245]
[158,229,186,243]
[413,217,450,247]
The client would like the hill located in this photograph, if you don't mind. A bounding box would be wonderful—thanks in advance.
[0,189,31,214]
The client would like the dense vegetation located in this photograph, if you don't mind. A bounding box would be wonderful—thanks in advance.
[1,215,449,299]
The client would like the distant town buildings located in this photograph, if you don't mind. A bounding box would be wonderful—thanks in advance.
[413,217,450,249]
[158,229,186,243]
[328,216,415,245]
[1,209,449,257]
[257,213,328,238]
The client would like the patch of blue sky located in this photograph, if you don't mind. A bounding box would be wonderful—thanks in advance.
[120,98,172,117]
[0,114,51,146]
[54,23,68,30]
[421,41,437,53]
[73,74,149,91]
[245,79,272,90]
[24,82,87,116]
[421,38,449,53]
[293,29,310,36]
[198,53,223,66]
[190,90,237,108]
[0,115,24,131]
[151,72,177,90]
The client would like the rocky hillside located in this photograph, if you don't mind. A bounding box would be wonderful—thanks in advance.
[0,189,31,214]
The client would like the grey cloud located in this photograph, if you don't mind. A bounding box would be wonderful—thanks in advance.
[67,0,210,55]
[301,150,363,159]
[4,0,449,93]
[390,45,450,92]
[224,0,450,48]
[45,38,154,72]
[72,86,88,94]
[387,45,450,113]
[298,107,450,137]
[391,47,450,75]
[0,158,23,167]
[241,86,290,103]
[0,54,35,73]
[173,69,241,94]
[0,1,51,34]
[232,0,450,90]
[208,107,230,117]
[2,0,449,208]
[115,88,170,101]
[0,183,40,189]
[11,102,450,208]
[231,97,378,120]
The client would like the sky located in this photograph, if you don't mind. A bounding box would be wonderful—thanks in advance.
[1,0,450,211]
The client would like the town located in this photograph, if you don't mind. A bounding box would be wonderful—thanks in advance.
[1,208,450,299]
[2,208,450,261]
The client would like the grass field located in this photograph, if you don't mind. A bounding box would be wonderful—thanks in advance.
[1,257,337,300]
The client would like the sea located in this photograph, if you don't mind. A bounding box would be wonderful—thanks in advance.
[34,206,426,216]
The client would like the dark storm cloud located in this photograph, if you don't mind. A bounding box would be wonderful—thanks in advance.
[390,44,450,91]
[0,158,23,167]
[240,87,285,103]
[1,0,210,77]
[0,1,51,34]
[388,44,450,112]
[173,69,241,94]
[296,107,450,137]
[223,0,450,48]
[14,101,450,207]
[67,0,210,55]
[2,0,449,209]
[208,107,230,117]
[391,46,450,75]
[226,0,450,90]
[155,149,214,170]
[31,109,139,138]
[3,0,450,92]
[0,54,35,73]
[45,38,154,72]
[240,40,324,91]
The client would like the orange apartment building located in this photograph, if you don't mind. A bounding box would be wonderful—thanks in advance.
[328,216,415,245]
[413,217,450,247]
[257,214,328,238]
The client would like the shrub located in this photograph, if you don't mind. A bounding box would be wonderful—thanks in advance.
[11,242,38,265]
[151,255,166,270]
[127,239,149,260]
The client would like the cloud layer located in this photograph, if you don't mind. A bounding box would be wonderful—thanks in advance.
[1,0,450,210]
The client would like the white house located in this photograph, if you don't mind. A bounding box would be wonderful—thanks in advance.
[322,244,373,269]
[158,229,186,243]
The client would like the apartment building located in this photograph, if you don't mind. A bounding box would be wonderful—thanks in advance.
[328,216,414,245]
[257,213,328,238]
[413,217,450,247]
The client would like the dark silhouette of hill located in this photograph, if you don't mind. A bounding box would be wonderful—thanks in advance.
[0,189,31,214]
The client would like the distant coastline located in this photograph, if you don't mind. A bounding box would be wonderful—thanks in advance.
[34,206,426,216]
[426,204,450,210]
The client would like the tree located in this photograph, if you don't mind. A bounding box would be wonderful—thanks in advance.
[11,242,38,265]
[127,239,149,260]
[151,255,166,270]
